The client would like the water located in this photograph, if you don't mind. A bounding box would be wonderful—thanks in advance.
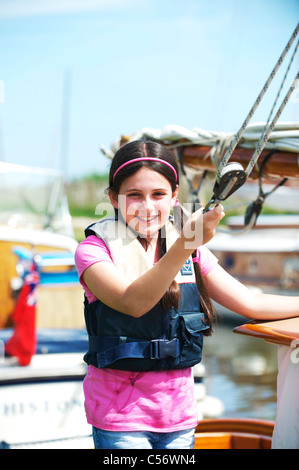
[201,315,278,421]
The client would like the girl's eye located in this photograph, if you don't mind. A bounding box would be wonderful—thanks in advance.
[127,192,141,198]
[126,191,166,198]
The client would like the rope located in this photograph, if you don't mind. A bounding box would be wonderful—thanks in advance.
[244,151,288,225]
[216,22,299,182]
[262,38,299,129]
[206,24,299,234]
[251,37,299,175]
[216,212,257,236]
[216,150,289,235]
[245,70,299,176]
[182,24,299,217]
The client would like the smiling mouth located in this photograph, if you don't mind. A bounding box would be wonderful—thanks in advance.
[137,215,159,223]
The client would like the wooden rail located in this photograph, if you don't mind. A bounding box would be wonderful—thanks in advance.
[194,418,274,449]
[233,317,299,346]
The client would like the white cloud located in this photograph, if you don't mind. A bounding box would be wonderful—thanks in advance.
[0,0,137,18]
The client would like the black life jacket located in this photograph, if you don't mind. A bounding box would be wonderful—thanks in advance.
[83,218,209,371]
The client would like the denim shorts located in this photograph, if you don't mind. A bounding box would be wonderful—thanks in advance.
[92,427,195,449]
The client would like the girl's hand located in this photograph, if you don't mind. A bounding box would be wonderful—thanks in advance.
[182,204,225,249]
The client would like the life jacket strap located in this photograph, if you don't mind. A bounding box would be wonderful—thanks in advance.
[88,336,180,368]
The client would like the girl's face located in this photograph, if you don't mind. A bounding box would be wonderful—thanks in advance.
[110,167,178,240]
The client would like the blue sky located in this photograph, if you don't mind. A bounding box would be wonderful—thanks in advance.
[0,0,298,179]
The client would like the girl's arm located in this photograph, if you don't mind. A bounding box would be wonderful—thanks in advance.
[82,205,224,317]
[205,263,299,320]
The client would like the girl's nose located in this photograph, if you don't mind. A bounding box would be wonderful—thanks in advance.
[142,196,155,211]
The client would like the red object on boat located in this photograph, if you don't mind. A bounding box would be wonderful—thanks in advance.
[5,268,39,366]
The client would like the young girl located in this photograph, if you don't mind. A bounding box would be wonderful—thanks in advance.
[75,140,299,450]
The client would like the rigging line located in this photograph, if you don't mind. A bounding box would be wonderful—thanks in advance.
[252,38,299,176]
[263,38,299,130]
[216,212,257,236]
[245,71,299,176]
[216,22,299,182]
[255,38,299,171]
[243,151,288,229]
[257,150,277,197]
[217,154,289,236]
[257,150,287,198]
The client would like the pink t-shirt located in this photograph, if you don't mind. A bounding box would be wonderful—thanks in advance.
[75,234,218,432]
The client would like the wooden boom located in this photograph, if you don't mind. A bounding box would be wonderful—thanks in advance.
[175,145,299,180]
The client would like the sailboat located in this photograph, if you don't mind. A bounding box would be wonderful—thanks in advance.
[0,161,92,448]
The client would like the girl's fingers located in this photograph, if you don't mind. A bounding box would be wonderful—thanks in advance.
[182,204,225,248]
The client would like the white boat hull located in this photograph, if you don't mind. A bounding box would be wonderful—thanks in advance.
[1,363,92,449]
[0,329,93,449]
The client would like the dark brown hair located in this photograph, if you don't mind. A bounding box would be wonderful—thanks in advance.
[109,140,215,335]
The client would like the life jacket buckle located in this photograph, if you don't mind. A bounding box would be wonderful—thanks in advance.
[150,338,180,360]
[150,339,161,359]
